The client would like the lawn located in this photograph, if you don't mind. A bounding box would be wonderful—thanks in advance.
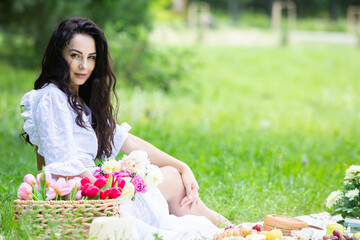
[1,43,359,238]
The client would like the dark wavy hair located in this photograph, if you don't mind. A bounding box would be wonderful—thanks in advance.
[25,17,118,159]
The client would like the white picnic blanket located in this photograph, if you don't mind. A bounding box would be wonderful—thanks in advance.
[239,212,342,239]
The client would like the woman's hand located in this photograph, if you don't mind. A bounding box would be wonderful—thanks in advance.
[179,166,200,211]
[121,134,201,210]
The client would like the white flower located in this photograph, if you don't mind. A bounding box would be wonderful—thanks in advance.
[102,159,121,173]
[345,165,360,180]
[136,169,146,180]
[121,150,150,174]
[326,190,343,208]
[119,177,135,203]
[144,165,164,188]
[344,180,351,185]
[345,189,359,201]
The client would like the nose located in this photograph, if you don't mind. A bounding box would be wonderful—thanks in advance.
[79,58,88,69]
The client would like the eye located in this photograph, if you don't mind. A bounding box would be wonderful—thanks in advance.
[89,55,96,60]
[70,53,80,58]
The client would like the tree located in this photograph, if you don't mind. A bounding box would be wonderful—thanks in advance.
[0,0,152,66]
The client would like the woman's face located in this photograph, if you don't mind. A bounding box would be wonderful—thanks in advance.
[62,34,96,93]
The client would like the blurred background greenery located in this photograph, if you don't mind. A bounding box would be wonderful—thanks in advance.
[0,0,359,89]
[1,0,360,238]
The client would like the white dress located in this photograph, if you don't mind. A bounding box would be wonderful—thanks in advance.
[21,83,220,239]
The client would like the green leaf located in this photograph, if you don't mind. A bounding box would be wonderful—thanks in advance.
[31,185,44,201]
[69,183,78,201]
[38,169,46,199]
[103,173,113,190]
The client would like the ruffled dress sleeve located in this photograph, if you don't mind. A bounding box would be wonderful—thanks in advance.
[21,87,89,176]
[107,122,132,159]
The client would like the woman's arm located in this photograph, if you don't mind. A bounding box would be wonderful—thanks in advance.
[52,170,97,183]
[121,133,199,208]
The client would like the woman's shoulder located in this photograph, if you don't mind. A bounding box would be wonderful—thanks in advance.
[21,83,68,109]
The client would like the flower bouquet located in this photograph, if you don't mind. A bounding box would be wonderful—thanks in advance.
[14,150,163,238]
[326,165,360,220]
[96,149,164,201]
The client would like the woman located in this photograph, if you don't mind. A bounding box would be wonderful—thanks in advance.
[21,17,230,239]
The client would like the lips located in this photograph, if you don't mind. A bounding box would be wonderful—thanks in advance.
[75,73,87,78]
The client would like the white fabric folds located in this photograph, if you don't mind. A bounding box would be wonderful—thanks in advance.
[20,83,130,176]
[20,83,220,239]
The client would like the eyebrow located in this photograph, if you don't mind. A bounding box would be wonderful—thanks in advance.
[68,49,96,55]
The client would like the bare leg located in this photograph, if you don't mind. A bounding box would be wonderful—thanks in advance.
[157,166,232,227]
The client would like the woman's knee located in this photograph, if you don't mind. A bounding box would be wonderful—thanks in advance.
[160,166,182,185]
[158,166,185,200]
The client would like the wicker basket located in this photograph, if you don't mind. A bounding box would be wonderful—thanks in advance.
[13,198,121,239]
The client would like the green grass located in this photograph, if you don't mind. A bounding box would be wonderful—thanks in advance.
[1,43,360,238]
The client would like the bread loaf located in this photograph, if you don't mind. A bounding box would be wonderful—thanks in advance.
[263,215,309,236]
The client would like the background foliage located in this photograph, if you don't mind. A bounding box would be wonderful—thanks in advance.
[197,0,360,18]
[0,0,192,90]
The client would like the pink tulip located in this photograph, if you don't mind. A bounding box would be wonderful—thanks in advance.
[116,178,126,189]
[94,177,107,189]
[108,187,122,199]
[66,179,76,190]
[46,187,56,200]
[48,179,56,188]
[23,174,37,186]
[131,176,147,193]
[85,185,99,199]
[100,189,110,200]
[53,178,73,196]
[80,177,90,187]
[17,182,33,200]
[81,183,90,196]
[36,172,52,186]
[73,177,82,190]
[76,190,82,200]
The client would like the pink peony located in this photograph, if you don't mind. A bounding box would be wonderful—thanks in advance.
[130,176,147,193]
[94,173,102,178]
[115,171,132,178]
[17,182,33,200]
[93,169,102,178]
